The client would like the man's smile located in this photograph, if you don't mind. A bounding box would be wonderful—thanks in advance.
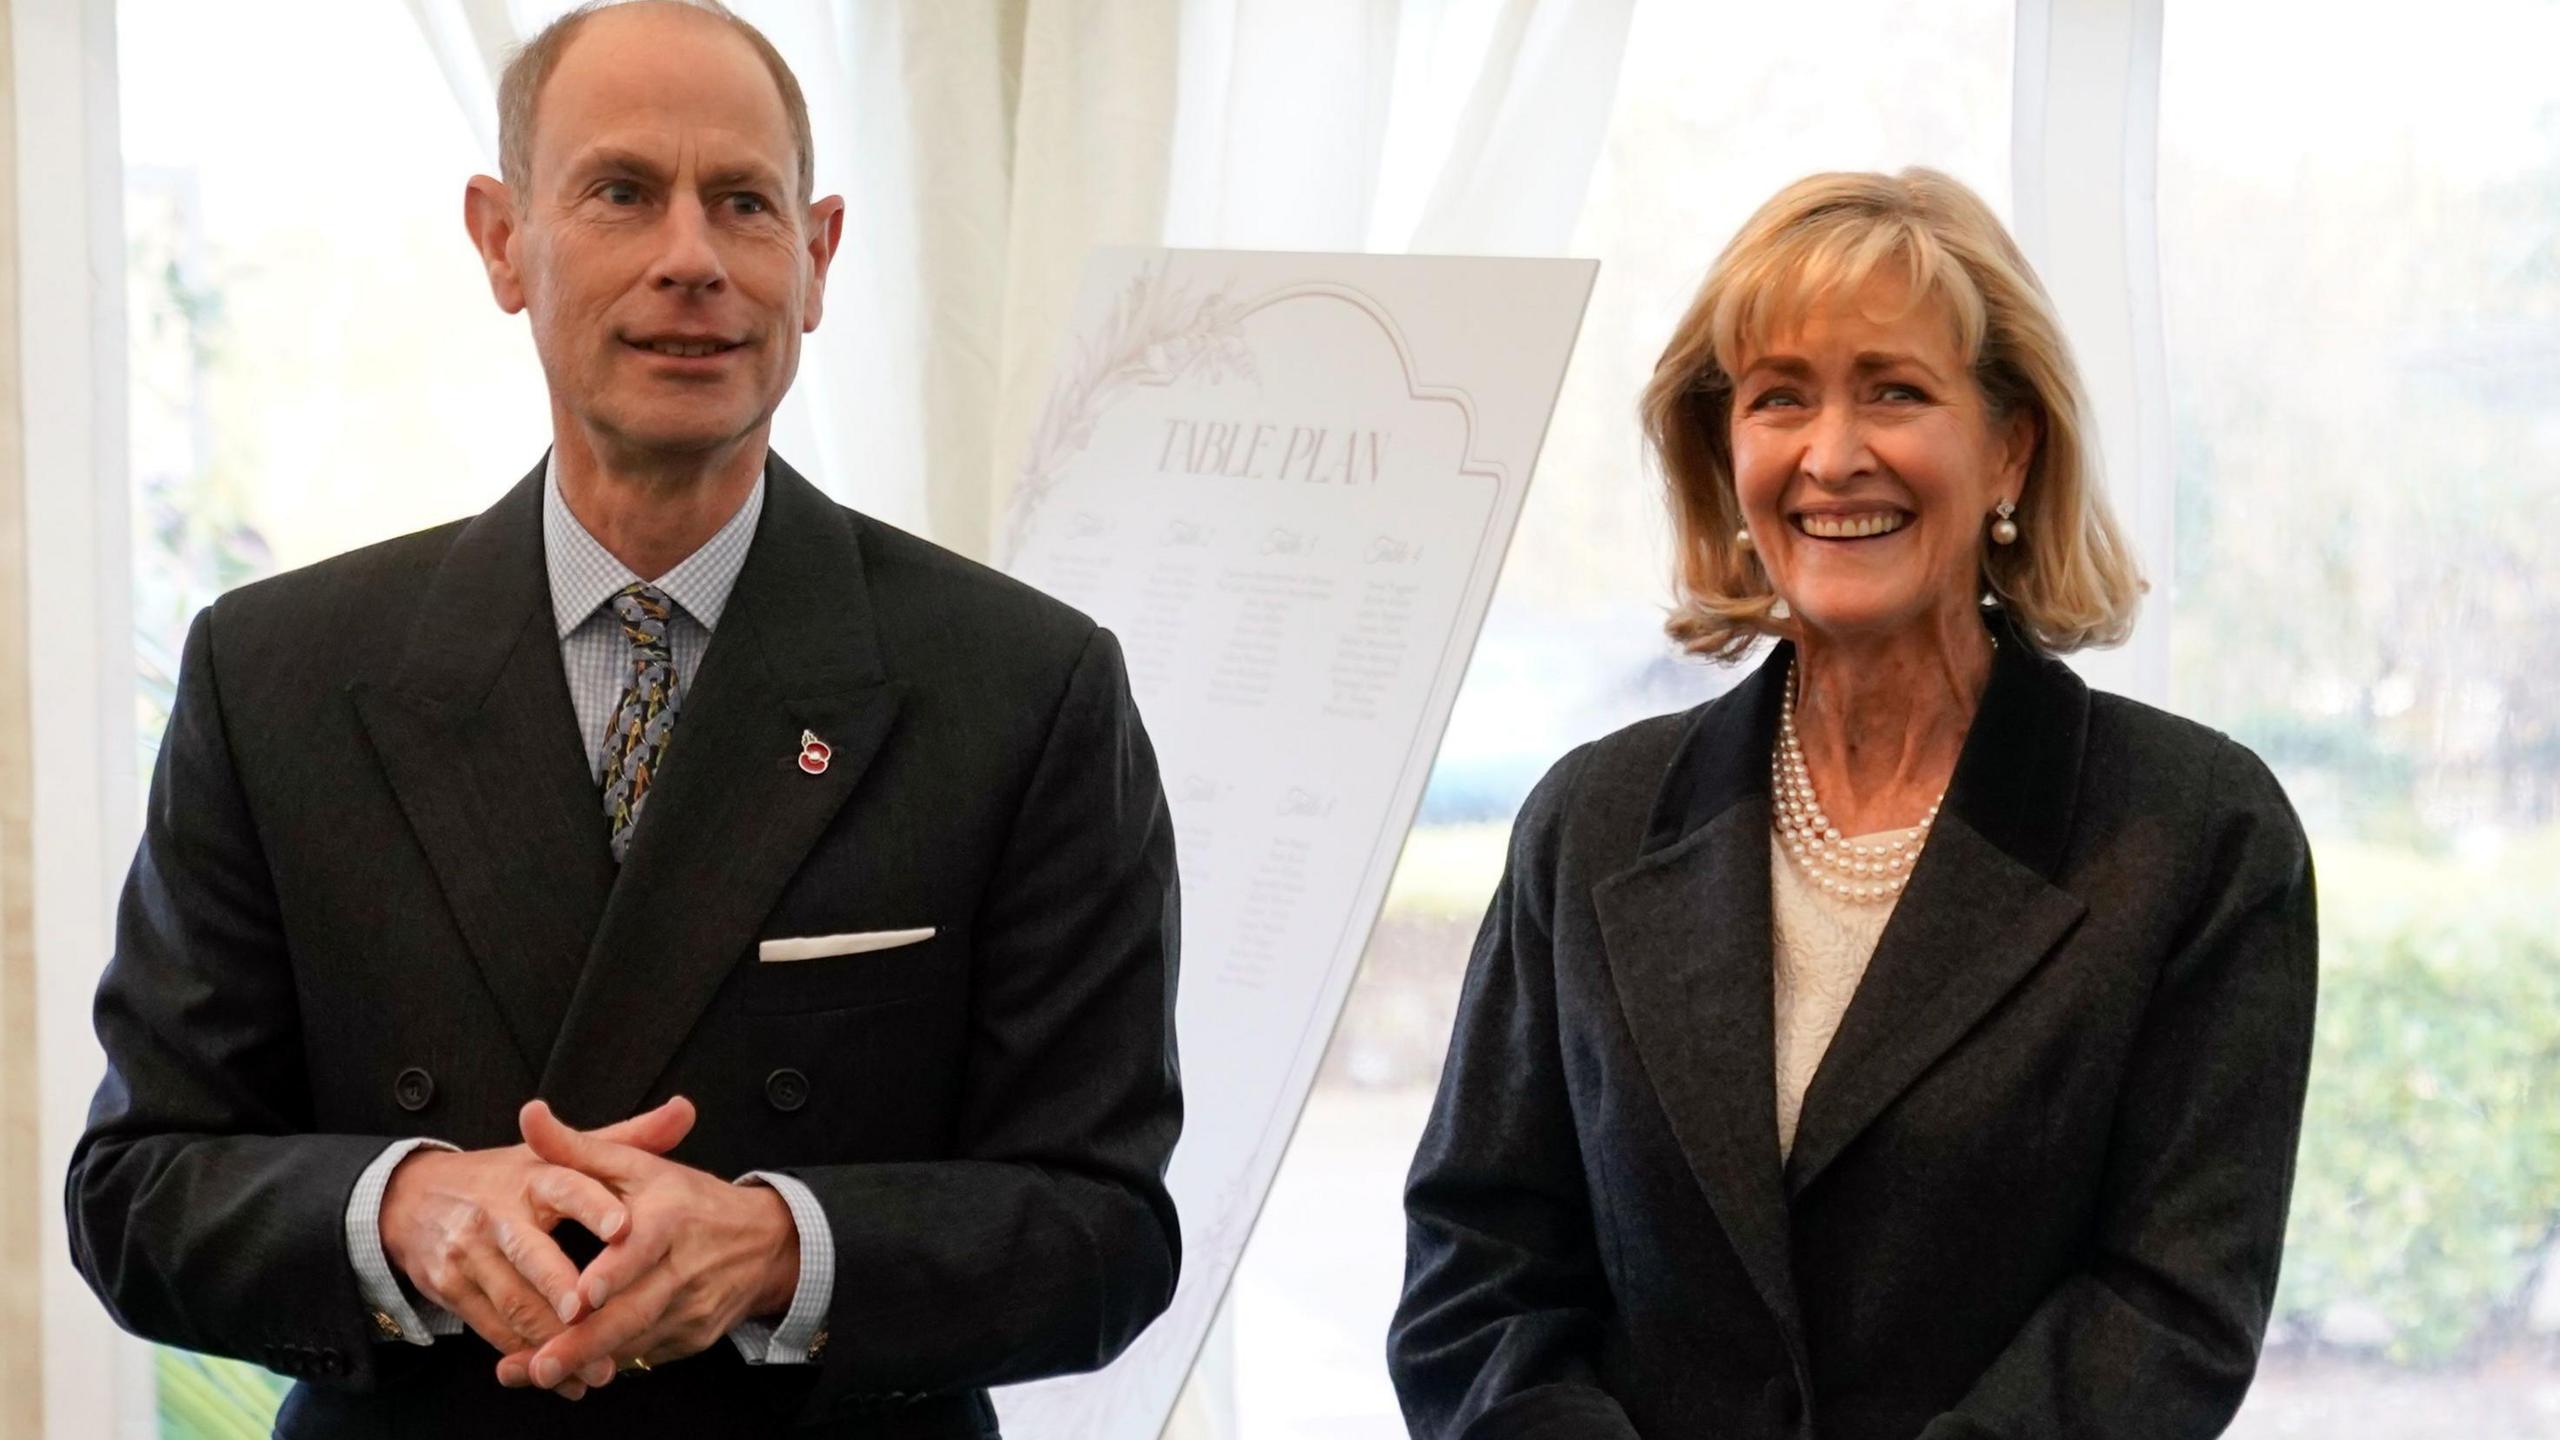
[621,331,748,361]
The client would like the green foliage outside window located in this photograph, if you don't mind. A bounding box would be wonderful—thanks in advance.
[156,1350,287,1440]
[2270,835,2560,1365]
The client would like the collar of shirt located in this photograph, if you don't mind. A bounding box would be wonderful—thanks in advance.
[541,452,766,638]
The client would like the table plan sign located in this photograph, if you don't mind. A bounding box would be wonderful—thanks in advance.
[993,249,1596,1438]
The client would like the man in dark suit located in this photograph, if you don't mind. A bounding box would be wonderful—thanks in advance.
[65,3,1181,1435]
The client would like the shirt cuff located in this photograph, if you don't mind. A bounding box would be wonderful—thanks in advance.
[726,1172,833,1365]
[346,1138,465,1345]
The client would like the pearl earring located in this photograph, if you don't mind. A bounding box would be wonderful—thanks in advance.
[1734,527,1753,551]
[1991,499,2019,546]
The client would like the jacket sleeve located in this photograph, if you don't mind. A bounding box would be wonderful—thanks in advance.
[66,605,397,1389]
[1921,737,2320,1439]
[779,625,1183,1416]
[1389,747,1642,1440]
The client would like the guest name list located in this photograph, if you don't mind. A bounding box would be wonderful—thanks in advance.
[995,251,1596,1440]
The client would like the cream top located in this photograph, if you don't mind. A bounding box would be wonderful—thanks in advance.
[1770,825,1921,1158]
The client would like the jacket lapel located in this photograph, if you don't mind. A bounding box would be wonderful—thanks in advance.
[350,460,619,1076]
[1590,618,2100,1318]
[1591,654,1801,1339]
[539,456,905,1126]
[1781,620,2093,1198]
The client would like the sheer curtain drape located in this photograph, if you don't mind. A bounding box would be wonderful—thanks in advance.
[13,0,140,1433]
[2012,0,2168,705]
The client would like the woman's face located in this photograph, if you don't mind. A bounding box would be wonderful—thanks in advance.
[1729,274,2033,647]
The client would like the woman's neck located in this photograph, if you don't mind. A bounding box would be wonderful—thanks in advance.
[1789,605,1995,835]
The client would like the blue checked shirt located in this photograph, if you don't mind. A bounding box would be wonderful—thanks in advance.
[345,457,835,1366]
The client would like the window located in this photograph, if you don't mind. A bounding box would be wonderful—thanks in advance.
[125,0,546,763]
[2160,2,2560,1430]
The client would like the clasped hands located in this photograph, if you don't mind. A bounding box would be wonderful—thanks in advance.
[379,1096,799,1400]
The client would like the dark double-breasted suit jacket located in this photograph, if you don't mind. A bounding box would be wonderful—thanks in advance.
[1391,618,2318,1440]
[68,456,1182,1438]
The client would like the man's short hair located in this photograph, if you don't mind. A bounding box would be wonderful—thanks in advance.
[496,0,816,210]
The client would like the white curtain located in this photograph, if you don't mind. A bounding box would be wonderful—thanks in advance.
[2011,0,2170,707]
[12,0,143,1432]
[1161,0,1631,254]
[403,0,510,157]
[779,0,1650,561]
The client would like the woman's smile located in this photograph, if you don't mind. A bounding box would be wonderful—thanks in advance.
[1791,508,1913,541]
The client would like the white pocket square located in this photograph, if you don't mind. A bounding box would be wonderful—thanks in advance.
[756,928,937,963]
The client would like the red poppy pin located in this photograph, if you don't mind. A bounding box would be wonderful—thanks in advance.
[797,729,832,775]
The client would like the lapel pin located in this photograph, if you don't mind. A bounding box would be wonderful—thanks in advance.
[797,729,832,776]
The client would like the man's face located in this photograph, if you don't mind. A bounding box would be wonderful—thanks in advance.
[489,6,839,460]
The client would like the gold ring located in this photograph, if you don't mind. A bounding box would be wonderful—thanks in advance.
[617,1355,652,1374]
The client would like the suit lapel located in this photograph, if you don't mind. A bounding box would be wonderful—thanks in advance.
[539,457,905,1126]
[1591,654,1801,1338]
[351,460,619,1075]
[1781,620,2093,1198]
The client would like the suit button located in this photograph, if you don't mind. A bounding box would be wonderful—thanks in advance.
[1763,1373,1802,1427]
[393,1067,435,1112]
[765,1068,809,1113]
[317,1348,345,1376]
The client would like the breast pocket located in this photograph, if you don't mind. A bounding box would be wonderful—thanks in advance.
[736,926,952,1015]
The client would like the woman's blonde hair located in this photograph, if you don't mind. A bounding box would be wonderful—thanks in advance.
[1640,167,2144,659]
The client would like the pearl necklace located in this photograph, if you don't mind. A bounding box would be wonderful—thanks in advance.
[1772,660,1940,903]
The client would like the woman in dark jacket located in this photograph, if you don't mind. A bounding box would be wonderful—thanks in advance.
[1389,168,2317,1440]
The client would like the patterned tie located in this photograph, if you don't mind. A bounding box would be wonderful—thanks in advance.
[599,583,680,862]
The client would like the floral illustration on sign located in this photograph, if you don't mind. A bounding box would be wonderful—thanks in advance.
[1006,259,1259,560]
